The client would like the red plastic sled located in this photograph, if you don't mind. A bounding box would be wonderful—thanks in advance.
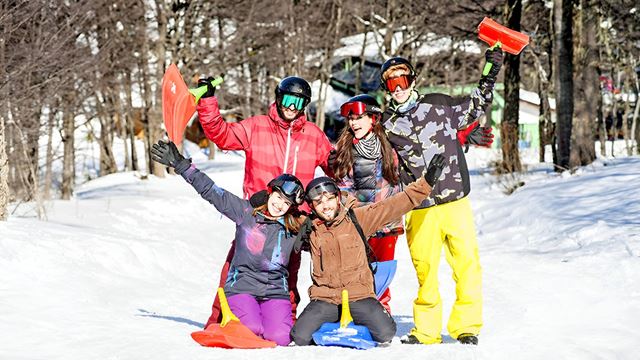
[477,17,530,55]
[191,288,276,349]
[191,322,277,349]
[162,64,195,146]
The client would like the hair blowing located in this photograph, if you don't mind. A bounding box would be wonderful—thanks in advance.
[333,120,399,185]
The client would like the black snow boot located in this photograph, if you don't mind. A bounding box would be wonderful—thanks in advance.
[457,333,478,345]
[400,334,422,344]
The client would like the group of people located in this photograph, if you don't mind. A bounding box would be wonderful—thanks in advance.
[151,45,503,347]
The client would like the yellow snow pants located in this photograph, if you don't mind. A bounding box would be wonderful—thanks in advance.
[405,197,482,344]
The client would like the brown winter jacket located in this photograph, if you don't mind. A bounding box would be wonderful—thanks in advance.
[307,177,433,305]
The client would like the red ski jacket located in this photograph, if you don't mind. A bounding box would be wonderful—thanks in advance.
[197,97,334,197]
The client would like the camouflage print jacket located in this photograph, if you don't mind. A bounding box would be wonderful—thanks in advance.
[382,87,493,209]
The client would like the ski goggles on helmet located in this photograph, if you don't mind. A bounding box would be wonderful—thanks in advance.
[384,74,415,92]
[280,94,307,111]
[305,181,340,202]
[340,101,382,118]
[268,175,304,205]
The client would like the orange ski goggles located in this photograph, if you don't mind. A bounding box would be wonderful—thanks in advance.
[384,74,415,91]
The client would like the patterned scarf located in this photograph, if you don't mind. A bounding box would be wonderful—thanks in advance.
[392,90,420,113]
[354,133,381,160]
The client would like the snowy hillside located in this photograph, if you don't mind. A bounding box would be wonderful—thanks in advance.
[1,147,639,360]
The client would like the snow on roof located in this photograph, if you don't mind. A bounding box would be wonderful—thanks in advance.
[333,30,481,58]
[520,88,556,110]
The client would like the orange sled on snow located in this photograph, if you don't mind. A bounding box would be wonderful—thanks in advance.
[161,64,223,146]
[191,288,276,349]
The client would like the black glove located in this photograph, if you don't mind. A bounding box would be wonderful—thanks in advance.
[467,125,494,147]
[294,217,314,253]
[327,149,337,170]
[249,190,269,208]
[197,76,217,98]
[424,154,446,187]
[151,140,191,173]
[482,46,504,81]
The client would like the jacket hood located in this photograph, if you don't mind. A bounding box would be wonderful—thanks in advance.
[268,102,307,132]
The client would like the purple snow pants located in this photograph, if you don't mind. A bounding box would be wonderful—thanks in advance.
[227,293,293,346]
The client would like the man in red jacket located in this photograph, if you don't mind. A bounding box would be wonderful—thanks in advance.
[196,76,334,329]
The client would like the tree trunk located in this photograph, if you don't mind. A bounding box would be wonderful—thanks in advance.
[316,0,343,132]
[125,70,138,171]
[553,0,574,171]
[538,79,553,163]
[61,102,75,200]
[208,141,216,160]
[99,115,118,176]
[621,77,631,155]
[0,112,7,220]
[0,3,9,220]
[500,0,522,173]
[570,0,596,167]
[44,106,55,199]
[598,86,607,156]
[147,0,167,178]
[631,70,639,154]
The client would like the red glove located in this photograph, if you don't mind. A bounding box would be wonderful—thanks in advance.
[457,121,479,145]
[458,121,494,147]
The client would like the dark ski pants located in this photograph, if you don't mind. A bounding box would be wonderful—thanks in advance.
[290,297,397,345]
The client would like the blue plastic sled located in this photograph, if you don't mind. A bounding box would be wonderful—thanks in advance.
[312,290,377,350]
[372,260,397,299]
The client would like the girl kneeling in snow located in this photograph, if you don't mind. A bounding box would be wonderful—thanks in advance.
[152,140,303,346]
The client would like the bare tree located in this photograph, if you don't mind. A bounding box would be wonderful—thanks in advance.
[0,1,9,220]
[499,0,523,173]
[570,0,597,167]
[553,0,574,171]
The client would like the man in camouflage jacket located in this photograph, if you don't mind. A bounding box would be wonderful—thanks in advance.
[379,48,503,346]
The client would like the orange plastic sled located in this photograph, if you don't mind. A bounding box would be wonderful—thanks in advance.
[477,17,530,55]
[191,288,277,349]
[161,65,223,146]
[162,64,195,146]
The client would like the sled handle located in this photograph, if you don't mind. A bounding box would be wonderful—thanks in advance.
[482,41,502,77]
[340,290,354,328]
[217,287,239,327]
[188,77,224,104]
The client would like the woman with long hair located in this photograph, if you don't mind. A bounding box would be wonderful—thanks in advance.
[151,140,304,346]
[331,94,402,313]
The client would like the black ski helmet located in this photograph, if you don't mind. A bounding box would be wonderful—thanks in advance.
[305,176,340,205]
[275,76,312,109]
[340,94,383,124]
[380,57,416,90]
[267,173,304,206]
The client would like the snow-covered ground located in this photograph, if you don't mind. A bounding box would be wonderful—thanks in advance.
[1,144,639,360]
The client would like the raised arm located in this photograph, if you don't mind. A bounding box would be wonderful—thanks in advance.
[151,140,249,223]
[453,46,504,129]
[353,155,445,236]
[197,96,251,151]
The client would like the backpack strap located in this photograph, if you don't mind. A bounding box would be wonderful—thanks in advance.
[347,208,378,274]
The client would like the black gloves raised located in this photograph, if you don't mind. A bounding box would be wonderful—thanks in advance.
[197,77,217,98]
[151,140,192,174]
[424,154,446,187]
[479,46,504,91]
[483,46,504,79]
